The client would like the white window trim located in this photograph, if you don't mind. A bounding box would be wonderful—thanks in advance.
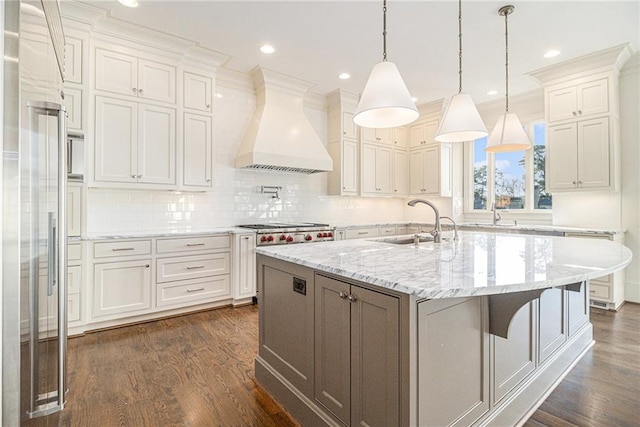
[462,119,552,224]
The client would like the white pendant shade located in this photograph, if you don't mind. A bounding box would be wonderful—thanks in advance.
[486,113,531,152]
[353,61,419,129]
[435,93,487,142]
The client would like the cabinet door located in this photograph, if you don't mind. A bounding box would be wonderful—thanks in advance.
[567,282,589,337]
[137,103,176,185]
[393,148,408,195]
[94,96,138,183]
[577,78,608,117]
[361,127,377,145]
[392,126,407,147]
[64,36,83,84]
[547,86,577,123]
[351,286,400,427]
[95,49,137,97]
[538,288,566,363]
[314,275,351,425]
[343,111,357,139]
[547,123,578,190]
[342,139,358,193]
[183,71,212,112]
[377,146,393,194]
[237,234,257,298]
[422,119,439,144]
[423,146,441,195]
[93,259,152,318]
[137,58,176,104]
[409,124,424,148]
[375,128,392,145]
[183,113,212,188]
[577,117,609,189]
[67,184,82,237]
[361,143,378,194]
[63,87,83,131]
[409,149,425,193]
[492,302,536,404]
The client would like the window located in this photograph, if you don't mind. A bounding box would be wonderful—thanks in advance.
[469,120,551,213]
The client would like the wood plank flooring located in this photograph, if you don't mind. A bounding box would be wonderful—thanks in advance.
[33,302,639,426]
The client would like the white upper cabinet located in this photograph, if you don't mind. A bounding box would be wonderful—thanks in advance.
[547,78,608,123]
[410,144,452,197]
[183,71,212,112]
[392,127,407,147]
[63,87,83,131]
[393,147,408,196]
[183,113,213,188]
[94,96,176,186]
[362,127,392,145]
[361,144,393,196]
[409,119,439,148]
[327,90,360,196]
[343,111,357,139]
[95,48,176,104]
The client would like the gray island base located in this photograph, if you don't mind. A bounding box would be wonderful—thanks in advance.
[254,233,632,426]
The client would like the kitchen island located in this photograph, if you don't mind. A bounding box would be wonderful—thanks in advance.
[254,232,632,427]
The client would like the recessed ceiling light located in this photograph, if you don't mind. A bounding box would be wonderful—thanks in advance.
[411,97,418,102]
[260,44,275,54]
[486,90,498,96]
[118,0,139,7]
[215,93,223,99]
[338,72,351,80]
[544,49,561,58]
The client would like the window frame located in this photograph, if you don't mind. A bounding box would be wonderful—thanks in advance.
[463,118,552,221]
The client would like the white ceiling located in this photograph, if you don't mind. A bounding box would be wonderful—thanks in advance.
[88,0,639,105]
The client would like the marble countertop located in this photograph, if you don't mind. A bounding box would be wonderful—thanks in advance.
[256,231,632,299]
[75,227,254,241]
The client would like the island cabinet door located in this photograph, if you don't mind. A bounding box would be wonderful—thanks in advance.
[567,282,589,337]
[417,297,490,427]
[314,275,352,425]
[539,288,567,364]
[491,302,537,405]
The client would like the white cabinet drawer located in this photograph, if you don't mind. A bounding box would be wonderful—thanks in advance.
[156,235,230,254]
[68,293,81,322]
[380,226,396,236]
[396,226,408,235]
[589,283,610,300]
[68,243,82,261]
[68,265,82,294]
[156,275,230,308]
[94,240,151,258]
[156,253,230,283]
[346,227,380,239]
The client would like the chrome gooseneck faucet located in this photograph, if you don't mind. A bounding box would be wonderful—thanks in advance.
[491,202,502,225]
[407,199,442,243]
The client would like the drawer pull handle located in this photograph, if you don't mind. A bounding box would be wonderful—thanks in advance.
[186,243,206,247]
[590,290,596,293]
[112,247,135,251]
[186,287,205,293]
[186,265,205,270]
[358,231,368,235]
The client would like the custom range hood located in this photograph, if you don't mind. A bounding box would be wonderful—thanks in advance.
[235,67,333,174]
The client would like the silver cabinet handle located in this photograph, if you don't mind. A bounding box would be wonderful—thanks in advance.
[243,236,250,240]
[131,174,137,178]
[187,287,205,293]
[572,111,577,116]
[145,264,150,268]
[112,247,135,251]
[206,104,211,109]
[138,88,144,94]
[578,180,583,185]
[132,88,138,93]
[339,291,348,299]
[578,110,582,115]
[347,294,357,302]
[358,231,368,235]
[186,265,205,270]
[138,174,143,178]
[572,180,577,185]
[590,289,596,293]
[186,243,205,247]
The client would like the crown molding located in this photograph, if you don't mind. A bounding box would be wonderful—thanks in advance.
[621,52,640,77]
[216,68,254,93]
[528,43,634,85]
[416,98,445,120]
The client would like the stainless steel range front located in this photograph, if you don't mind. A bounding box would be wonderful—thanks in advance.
[240,223,335,246]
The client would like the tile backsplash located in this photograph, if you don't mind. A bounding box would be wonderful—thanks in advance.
[86,84,406,234]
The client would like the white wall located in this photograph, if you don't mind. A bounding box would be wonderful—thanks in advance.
[620,54,640,302]
[86,76,405,234]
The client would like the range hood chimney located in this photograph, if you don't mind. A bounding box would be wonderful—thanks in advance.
[235,66,333,174]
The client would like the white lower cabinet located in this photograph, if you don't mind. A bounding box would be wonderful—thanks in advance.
[538,288,567,363]
[156,275,230,308]
[314,274,400,427]
[93,259,152,319]
[234,233,257,300]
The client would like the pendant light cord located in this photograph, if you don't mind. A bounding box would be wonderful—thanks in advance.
[504,7,510,112]
[382,0,387,61]
[458,0,463,94]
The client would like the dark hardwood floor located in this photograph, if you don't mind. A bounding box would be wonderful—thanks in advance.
[39,302,639,426]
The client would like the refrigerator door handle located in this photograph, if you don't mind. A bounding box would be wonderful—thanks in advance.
[48,214,57,295]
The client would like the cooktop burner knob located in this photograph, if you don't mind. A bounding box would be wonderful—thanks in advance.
[267,235,274,242]
[317,233,323,238]
[322,232,328,238]
[305,234,313,241]
[286,236,294,243]
[328,232,333,238]
[260,236,267,242]
[280,234,287,241]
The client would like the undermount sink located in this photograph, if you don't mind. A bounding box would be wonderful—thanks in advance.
[467,222,515,228]
[372,235,435,245]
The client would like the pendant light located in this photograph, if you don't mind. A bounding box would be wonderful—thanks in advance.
[353,0,419,129]
[485,5,531,152]
[435,0,487,143]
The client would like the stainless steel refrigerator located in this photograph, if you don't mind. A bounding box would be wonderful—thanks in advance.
[2,0,68,424]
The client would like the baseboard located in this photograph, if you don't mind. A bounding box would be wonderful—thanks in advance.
[625,279,640,303]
